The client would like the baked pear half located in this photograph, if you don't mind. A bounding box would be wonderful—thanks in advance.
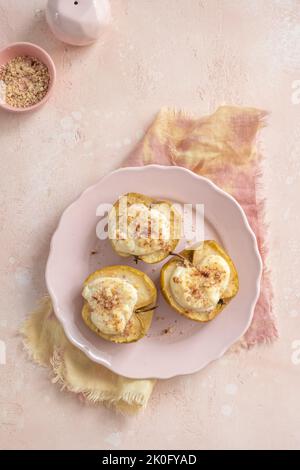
[160,241,239,322]
[82,266,157,343]
[108,192,181,264]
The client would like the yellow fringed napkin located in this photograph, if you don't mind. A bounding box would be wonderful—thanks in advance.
[21,106,275,413]
[21,297,155,413]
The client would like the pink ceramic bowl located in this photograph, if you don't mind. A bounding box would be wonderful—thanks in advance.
[0,42,56,112]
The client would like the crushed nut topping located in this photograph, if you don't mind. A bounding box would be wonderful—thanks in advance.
[91,288,120,311]
[0,55,50,108]
[170,256,229,311]
[199,270,209,278]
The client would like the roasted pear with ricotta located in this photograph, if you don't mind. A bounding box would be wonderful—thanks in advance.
[82,266,157,343]
[108,193,181,264]
[160,241,239,322]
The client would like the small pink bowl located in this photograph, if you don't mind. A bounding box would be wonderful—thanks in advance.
[0,42,56,113]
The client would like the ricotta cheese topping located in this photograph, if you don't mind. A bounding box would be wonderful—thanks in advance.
[82,277,138,335]
[170,255,230,313]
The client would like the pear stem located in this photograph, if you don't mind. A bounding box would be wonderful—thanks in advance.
[135,305,159,314]
[169,251,193,267]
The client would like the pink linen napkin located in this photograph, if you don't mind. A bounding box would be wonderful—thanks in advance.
[125,106,278,348]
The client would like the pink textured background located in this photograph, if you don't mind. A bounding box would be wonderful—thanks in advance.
[0,0,300,450]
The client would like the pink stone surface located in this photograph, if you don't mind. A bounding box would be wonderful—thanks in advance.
[0,0,300,450]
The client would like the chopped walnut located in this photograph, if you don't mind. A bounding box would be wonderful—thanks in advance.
[91,288,120,311]
[0,55,50,108]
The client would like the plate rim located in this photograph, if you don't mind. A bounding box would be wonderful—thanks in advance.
[46,164,263,379]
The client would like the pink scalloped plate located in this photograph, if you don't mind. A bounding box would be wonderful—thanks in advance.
[46,165,262,379]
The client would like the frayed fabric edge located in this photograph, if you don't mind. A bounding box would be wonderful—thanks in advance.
[231,146,278,352]
[49,349,147,414]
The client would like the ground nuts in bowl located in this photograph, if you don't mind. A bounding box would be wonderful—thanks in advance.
[0,42,56,112]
